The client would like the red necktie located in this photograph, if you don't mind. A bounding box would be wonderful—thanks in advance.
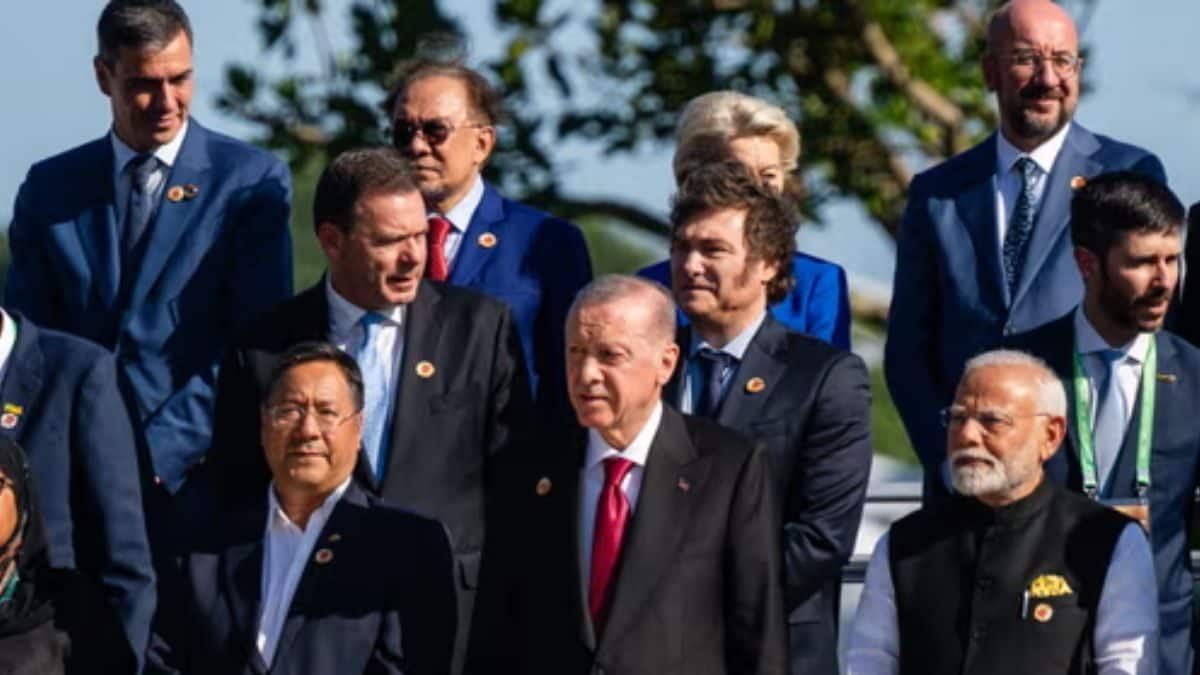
[425,216,452,281]
[588,456,635,634]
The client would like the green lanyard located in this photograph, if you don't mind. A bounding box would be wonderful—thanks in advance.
[1071,339,1156,498]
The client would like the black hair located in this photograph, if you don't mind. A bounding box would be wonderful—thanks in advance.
[262,342,365,413]
[97,0,192,66]
[1070,171,1184,258]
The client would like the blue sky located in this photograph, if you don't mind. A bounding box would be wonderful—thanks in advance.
[2,1,1196,290]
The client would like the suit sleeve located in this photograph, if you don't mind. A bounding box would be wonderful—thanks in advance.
[533,220,592,421]
[486,306,534,462]
[226,156,293,334]
[804,263,852,350]
[74,353,157,671]
[884,174,951,475]
[725,445,788,675]
[4,173,62,328]
[783,352,872,611]
[381,518,457,675]
[206,345,269,505]
[1129,153,1167,186]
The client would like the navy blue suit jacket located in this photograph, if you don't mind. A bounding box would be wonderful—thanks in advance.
[0,312,155,671]
[151,481,456,675]
[664,316,870,674]
[5,121,293,492]
[447,182,591,417]
[884,124,1166,491]
[638,251,852,349]
[1007,312,1199,675]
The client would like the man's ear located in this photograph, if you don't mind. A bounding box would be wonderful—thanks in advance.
[981,52,999,92]
[1073,246,1100,285]
[1041,415,1067,462]
[473,124,496,166]
[315,222,345,260]
[94,56,113,97]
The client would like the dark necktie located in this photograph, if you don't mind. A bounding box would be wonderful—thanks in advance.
[589,456,635,635]
[426,216,452,281]
[1002,157,1039,296]
[695,347,734,418]
[123,153,159,262]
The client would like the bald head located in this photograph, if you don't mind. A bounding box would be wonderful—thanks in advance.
[987,0,1078,49]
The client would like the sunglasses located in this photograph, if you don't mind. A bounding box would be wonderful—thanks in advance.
[391,118,488,148]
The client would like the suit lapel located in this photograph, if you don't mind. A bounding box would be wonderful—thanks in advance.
[72,140,122,308]
[0,315,45,441]
[662,326,688,409]
[382,281,446,486]
[219,500,269,675]
[1011,125,1102,307]
[447,182,504,286]
[717,317,786,427]
[558,429,596,650]
[598,408,711,649]
[1036,313,1083,488]
[953,135,1008,308]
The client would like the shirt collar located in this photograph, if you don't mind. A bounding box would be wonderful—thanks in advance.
[995,121,1071,176]
[324,276,407,336]
[584,400,664,473]
[689,311,767,360]
[110,119,190,175]
[266,475,352,534]
[429,174,484,234]
[1073,304,1151,363]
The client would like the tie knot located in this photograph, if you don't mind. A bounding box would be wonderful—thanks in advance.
[427,216,452,244]
[1014,156,1038,181]
[696,347,734,369]
[602,456,635,486]
[1097,348,1126,367]
[128,153,158,185]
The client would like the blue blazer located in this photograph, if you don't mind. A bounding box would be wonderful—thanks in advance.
[151,481,456,675]
[637,251,852,349]
[884,124,1166,487]
[1007,312,1200,675]
[5,121,293,492]
[448,182,591,417]
[0,312,155,672]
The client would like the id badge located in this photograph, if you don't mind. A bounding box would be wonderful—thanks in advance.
[1101,497,1150,534]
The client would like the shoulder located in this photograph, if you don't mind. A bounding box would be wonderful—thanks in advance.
[1079,125,1159,165]
[24,136,110,185]
[636,260,670,285]
[489,185,584,238]
[1157,330,1200,366]
[360,496,451,553]
[791,251,845,279]
[17,317,112,371]
[908,135,995,197]
[192,121,283,172]
[426,280,511,319]
[1005,310,1074,352]
[678,410,757,462]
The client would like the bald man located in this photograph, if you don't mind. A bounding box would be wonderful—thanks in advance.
[885,0,1167,502]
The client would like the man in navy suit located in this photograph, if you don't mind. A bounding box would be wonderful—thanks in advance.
[387,60,591,418]
[1006,172,1195,675]
[0,308,155,673]
[4,0,292,501]
[663,163,871,674]
[885,0,1167,498]
[152,342,456,675]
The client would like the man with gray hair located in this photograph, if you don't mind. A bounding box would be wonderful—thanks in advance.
[846,349,1158,675]
[472,274,787,674]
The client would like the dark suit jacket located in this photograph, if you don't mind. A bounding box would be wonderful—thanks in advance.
[151,481,456,674]
[5,120,293,493]
[208,279,532,671]
[447,182,591,418]
[664,316,871,674]
[1169,202,1200,347]
[884,124,1166,496]
[475,406,788,675]
[0,311,155,672]
[1007,311,1200,675]
[638,252,852,350]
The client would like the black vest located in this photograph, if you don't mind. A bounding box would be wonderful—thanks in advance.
[889,479,1130,675]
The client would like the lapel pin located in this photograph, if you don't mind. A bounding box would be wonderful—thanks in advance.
[1070,175,1087,190]
[182,184,200,200]
[536,477,552,496]
[327,533,342,543]
[314,548,334,565]
[166,185,186,202]
[1157,372,1177,383]
[745,377,766,394]
[3,404,23,416]
[415,361,436,379]
[477,232,498,249]
[677,477,691,493]
[0,414,17,430]
[1032,602,1053,623]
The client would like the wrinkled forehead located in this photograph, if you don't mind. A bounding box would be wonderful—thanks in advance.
[955,365,1040,412]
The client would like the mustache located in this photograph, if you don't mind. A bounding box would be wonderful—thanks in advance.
[1133,287,1170,306]
[949,446,997,467]
[1020,85,1065,101]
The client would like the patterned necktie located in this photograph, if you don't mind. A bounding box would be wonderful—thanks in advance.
[1002,157,1039,297]
[589,456,635,635]
[123,153,159,262]
[354,312,392,480]
[694,347,734,418]
[1093,348,1127,495]
[426,216,452,281]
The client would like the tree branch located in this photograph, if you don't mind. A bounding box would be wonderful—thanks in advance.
[531,194,669,236]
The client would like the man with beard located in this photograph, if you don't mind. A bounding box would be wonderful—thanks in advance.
[1005,172,1198,675]
[846,349,1158,675]
[884,0,1167,502]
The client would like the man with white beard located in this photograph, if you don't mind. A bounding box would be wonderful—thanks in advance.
[845,350,1158,675]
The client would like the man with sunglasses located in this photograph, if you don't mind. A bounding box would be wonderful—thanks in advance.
[885,0,1167,504]
[386,60,592,421]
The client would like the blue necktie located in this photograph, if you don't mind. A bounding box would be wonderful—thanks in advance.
[694,347,734,418]
[1003,157,1039,297]
[123,153,159,263]
[354,312,392,480]
[1093,348,1127,495]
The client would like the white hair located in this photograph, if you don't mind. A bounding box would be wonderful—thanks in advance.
[568,274,677,345]
[961,349,1067,416]
[673,91,800,182]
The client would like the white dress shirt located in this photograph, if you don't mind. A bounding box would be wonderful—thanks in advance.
[1074,305,1151,433]
[427,174,485,272]
[0,309,22,387]
[845,523,1159,675]
[110,120,189,225]
[679,311,766,414]
[256,477,352,666]
[325,277,407,402]
[993,122,1071,248]
[578,401,663,589]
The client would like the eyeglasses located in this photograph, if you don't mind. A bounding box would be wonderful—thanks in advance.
[939,407,1054,435]
[1002,50,1083,77]
[391,118,489,148]
[265,404,360,432]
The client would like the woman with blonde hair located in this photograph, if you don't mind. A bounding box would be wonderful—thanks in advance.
[638,91,851,348]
